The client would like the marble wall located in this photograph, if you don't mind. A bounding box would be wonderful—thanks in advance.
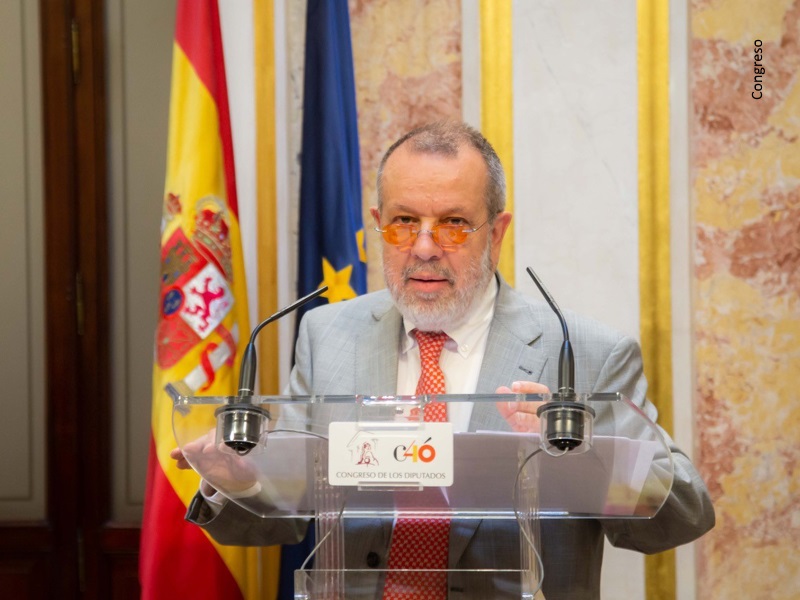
[348,0,463,291]
[511,2,644,595]
[690,0,800,597]
[511,0,640,340]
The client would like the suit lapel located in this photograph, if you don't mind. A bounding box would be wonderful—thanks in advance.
[470,278,548,432]
[451,278,548,565]
[355,298,401,395]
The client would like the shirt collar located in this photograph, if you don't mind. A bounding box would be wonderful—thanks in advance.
[401,275,499,358]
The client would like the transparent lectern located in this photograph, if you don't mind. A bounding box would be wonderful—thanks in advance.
[172,393,674,599]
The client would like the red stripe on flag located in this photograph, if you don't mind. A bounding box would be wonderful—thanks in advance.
[174,0,239,218]
[140,435,244,600]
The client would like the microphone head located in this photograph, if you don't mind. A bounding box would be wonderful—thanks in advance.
[215,403,270,456]
[537,400,595,454]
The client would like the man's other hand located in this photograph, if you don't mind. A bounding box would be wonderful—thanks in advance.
[170,446,192,470]
[495,381,550,433]
[169,430,259,493]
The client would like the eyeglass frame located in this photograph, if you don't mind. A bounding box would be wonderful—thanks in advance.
[374,219,490,250]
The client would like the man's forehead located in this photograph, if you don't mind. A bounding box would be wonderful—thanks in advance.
[383,200,476,215]
[384,142,473,168]
[382,145,485,194]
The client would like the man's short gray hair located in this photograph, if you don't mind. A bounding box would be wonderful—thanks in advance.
[376,121,507,221]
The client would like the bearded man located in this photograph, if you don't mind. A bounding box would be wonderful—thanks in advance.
[180,121,714,600]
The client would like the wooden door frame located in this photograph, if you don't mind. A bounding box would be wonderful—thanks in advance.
[0,1,140,597]
[0,0,83,596]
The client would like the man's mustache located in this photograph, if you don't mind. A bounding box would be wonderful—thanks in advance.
[402,263,455,284]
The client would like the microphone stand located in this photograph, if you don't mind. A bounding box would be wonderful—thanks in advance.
[526,267,594,454]
[215,286,328,455]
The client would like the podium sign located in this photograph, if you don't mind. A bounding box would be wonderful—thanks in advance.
[327,421,455,487]
[173,393,674,598]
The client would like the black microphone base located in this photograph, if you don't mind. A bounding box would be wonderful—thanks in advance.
[537,400,596,454]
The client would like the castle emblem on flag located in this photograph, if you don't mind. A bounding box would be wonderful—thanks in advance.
[193,197,233,281]
[156,195,236,367]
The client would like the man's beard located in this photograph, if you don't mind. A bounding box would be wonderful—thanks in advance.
[384,243,495,332]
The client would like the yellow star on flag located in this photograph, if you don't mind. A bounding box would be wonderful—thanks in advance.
[356,228,366,263]
[319,257,357,303]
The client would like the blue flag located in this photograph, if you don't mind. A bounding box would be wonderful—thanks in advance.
[296,0,366,323]
[280,1,364,596]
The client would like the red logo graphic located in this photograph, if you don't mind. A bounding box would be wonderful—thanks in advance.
[355,441,380,466]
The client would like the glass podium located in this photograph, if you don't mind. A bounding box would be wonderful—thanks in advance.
[172,393,674,599]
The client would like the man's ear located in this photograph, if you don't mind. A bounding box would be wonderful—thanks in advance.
[492,212,513,245]
[490,212,513,264]
[370,207,381,227]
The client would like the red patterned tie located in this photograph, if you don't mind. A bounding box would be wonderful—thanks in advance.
[383,330,450,599]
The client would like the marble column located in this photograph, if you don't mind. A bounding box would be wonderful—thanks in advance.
[690,0,800,597]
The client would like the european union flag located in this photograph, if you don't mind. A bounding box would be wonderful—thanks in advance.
[296,0,366,325]
[280,1,365,596]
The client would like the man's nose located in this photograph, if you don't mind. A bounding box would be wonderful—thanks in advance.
[410,229,444,261]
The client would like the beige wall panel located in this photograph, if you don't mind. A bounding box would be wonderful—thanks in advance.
[106,0,176,521]
[0,0,46,520]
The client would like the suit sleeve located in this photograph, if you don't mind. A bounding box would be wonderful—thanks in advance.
[186,491,309,546]
[593,336,715,553]
[185,314,315,545]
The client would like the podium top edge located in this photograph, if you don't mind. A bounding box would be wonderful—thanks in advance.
[172,392,626,406]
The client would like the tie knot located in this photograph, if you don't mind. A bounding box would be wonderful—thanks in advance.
[413,330,448,363]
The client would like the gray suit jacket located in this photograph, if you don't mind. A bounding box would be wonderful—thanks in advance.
[188,276,714,599]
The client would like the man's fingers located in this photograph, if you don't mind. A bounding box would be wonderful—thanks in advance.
[493,381,548,433]
[494,381,550,395]
[509,381,550,395]
[170,446,195,470]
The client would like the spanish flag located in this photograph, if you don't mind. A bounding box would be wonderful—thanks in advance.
[140,1,264,597]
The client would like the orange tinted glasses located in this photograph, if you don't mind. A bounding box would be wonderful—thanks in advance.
[375,221,488,249]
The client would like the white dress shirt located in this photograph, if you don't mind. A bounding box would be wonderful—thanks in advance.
[202,278,499,503]
[397,277,498,432]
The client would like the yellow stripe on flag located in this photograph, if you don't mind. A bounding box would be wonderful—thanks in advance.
[254,0,282,597]
[164,47,228,230]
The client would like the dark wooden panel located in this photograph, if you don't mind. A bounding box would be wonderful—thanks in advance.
[0,525,52,551]
[0,523,54,599]
[71,0,143,597]
[39,0,81,596]
[98,527,141,598]
[108,552,142,600]
[0,556,50,599]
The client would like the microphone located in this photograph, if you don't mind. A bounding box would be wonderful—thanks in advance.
[526,267,594,453]
[237,286,329,396]
[216,286,328,455]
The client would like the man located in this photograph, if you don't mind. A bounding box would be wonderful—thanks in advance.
[177,121,714,599]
